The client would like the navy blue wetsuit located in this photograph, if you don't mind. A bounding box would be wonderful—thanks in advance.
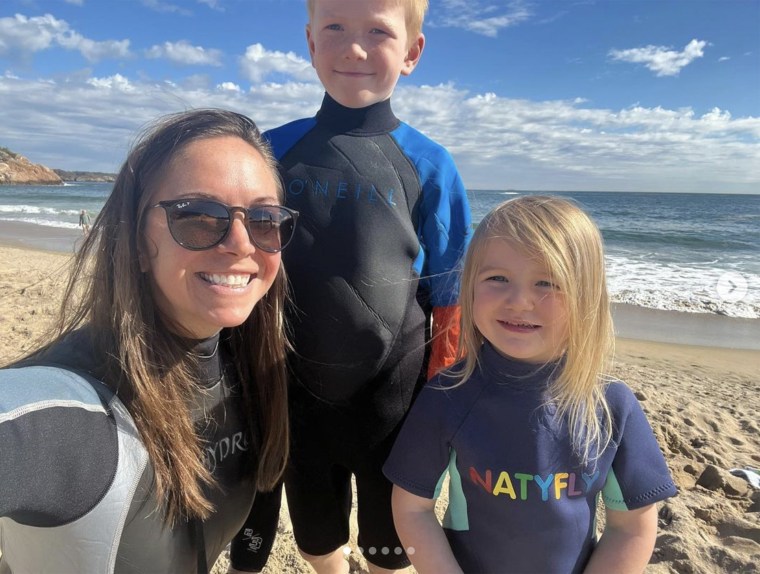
[231,94,471,570]
[384,342,678,573]
[0,329,256,574]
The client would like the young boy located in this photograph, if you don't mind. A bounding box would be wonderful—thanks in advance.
[230,1,471,572]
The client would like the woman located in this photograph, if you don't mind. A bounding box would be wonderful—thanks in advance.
[0,109,298,573]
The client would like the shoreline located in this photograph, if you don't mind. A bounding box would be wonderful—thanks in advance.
[0,220,83,254]
[0,220,758,353]
[611,303,760,351]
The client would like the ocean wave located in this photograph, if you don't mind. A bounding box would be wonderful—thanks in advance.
[606,257,759,319]
[610,289,759,319]
[0,204,81,216]
[602,228,755,251]
[0,215,80,230]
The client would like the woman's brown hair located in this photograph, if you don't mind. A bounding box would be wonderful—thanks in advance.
[23,109,289,524]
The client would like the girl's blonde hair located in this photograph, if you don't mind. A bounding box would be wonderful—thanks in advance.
[15,109,290,525]
[307,0,429,40]
[456,195,614,464]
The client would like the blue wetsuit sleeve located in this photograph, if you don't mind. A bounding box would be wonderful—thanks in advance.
[420,164,472,307]
[0,366,118,525]
[391,123,472,307]
[383,376,473,499]
[264,118,318,161]
[601,382,678,510]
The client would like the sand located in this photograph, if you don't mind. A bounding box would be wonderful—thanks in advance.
[1,239,758,574]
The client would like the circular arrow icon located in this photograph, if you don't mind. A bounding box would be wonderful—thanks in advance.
[716,271,748,303]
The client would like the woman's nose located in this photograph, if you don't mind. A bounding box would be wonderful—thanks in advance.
[220,213,256,254]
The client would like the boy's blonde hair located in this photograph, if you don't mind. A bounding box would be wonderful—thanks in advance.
[456,195,614,464]
[307,0,429,40]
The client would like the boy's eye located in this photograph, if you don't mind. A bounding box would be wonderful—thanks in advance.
[326,23,343,31]
[370,28,388,35]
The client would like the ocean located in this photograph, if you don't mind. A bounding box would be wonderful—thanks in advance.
[1,183,758,319]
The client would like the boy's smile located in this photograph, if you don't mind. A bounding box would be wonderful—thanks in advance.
[306,0,424,108]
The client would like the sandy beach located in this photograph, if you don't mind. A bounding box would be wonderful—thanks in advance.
[1,225,758,574]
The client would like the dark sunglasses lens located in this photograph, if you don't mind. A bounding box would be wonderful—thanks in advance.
[168,201,230,249]
[248,207,296,253]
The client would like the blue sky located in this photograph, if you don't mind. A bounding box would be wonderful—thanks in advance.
[1,0,758,193]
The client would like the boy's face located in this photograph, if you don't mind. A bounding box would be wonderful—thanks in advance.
[307,0,424,108]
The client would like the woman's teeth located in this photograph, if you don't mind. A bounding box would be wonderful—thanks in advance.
[200,273,251,287]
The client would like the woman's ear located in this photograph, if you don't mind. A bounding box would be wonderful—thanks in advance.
[137,236,154,273]
[138,248,150,273]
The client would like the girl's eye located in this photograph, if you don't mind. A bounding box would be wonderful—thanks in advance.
[537,280,560,290]
[486,275,508,282]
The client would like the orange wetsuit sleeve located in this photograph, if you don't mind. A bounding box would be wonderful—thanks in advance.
[427,305,461,380]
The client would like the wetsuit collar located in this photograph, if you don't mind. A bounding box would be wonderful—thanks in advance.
[188,332,222,387]
[316,93,400,135]
[479,341,562,391]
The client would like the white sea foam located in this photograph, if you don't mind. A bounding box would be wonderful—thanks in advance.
[0,204,80,216]
[0,215,80,230]
[606,256,760,319]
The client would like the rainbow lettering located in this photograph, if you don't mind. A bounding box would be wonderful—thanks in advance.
[469,467,600,500]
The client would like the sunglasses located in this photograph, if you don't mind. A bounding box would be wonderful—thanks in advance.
[153,199,299,253]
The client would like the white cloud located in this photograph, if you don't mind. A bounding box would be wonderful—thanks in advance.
[239,43,317,83]
[0,13,130,61]
[1,71,758,193]
[145,41,223,66]
[140,0,192,16]
[86,73,137,92]
[718,56,730,62]
[217,82,241,92]
[609,39,707,77]
[434,0,532,37]
[197,0,224,10]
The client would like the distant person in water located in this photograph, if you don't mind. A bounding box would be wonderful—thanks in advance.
[78,209,91,235]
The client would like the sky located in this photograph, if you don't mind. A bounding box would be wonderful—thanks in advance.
[1,0,759,193]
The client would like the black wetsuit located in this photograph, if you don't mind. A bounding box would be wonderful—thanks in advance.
[231,94,471,570]
[0,328,255,573]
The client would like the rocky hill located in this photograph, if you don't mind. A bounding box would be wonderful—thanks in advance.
[0,146,116,184]
[53,169,116,183]
[0,147,62,185]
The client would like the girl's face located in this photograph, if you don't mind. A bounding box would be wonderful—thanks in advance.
[472,238,569,363]
[141,136,282,339]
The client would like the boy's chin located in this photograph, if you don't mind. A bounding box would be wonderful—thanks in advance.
[330,90,393,109]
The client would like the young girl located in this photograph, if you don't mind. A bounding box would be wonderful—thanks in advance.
[384,195,677,574]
